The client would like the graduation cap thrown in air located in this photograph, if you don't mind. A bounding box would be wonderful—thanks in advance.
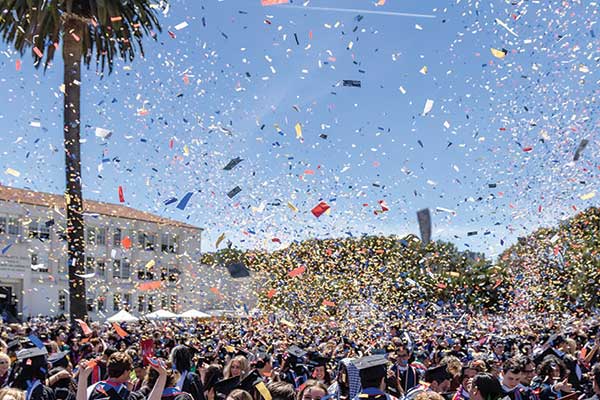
[223,157,244,171]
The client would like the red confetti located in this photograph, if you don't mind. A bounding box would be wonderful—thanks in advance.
[15,59,21,71]
[523,146,533,152]
[288,265,306,277]
[118,186,125,203]
[267,289,276,298]
[311,201,330,218]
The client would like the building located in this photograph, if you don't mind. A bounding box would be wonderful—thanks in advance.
[0,185,204,321]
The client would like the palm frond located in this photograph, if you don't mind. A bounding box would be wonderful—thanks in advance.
[0,0,166,73]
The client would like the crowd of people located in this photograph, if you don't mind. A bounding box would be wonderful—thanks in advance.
[0,311,598,400]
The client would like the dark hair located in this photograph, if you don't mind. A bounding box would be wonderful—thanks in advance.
[472,373,503,400]
[204,364,223,392]
[267,381,296,400]
[171,345,193,372]
[107,352,133,379]
[538,356,566,380]
[502,358,523,374]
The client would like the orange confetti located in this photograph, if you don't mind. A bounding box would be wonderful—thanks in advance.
[110,16,123,22]
[33,47,43,58]
[15,59,21,71]
[122,236,132,250]
[138,281,162,291]
[261,0,289,5]
[267,289,276,298]
[288,265,306,277]
[322,300,336,307]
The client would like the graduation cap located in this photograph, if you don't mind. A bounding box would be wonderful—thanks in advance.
[227,186,242,199]
[354,354,388,382]
[424,365,453,383]
[343,80,361,87]
[16,346,48,361]
[286,345,307,359]
[223,157,244,171]
[307,353,329,368]
[214,376,241,399]
[533,346,563,365]
[48,351,70,369]
[226,262,250,278]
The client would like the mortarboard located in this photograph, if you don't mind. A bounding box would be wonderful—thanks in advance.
[287,345,307,359]
[239,370,272,400]
[354,354,388,382]
[223,157,244,171]
[48,351,70,368]
[214,376,241,399]
[16,346,48,361]
[227,186,242,199]
[308,353,329,368]
[424,365,453,383]
[342,80,361,88]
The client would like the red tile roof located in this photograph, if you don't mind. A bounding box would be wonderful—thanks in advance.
[0,185,201,231]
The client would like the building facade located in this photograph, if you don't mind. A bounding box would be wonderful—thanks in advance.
[0,185,203,321]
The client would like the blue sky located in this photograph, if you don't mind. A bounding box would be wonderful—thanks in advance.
[0,0,598,258]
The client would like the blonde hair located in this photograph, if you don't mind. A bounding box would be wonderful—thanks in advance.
[415,392,444,400]
[0,388,25,400]
[223,355,249,379]
[0,353,10,364]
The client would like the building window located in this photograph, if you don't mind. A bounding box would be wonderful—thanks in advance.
[31,253,48,273]
[8,218,20,235]
[160,295,168,309]
[58,292,66,311]
[87,297,95,312]
[0,216,6,234]
[161,234,178,253]
[113,259,130,279]
[148,295,155,312]
[124,293,131,308]
[97,297,105,312]
[28,221,50,240]
[113,228,121,246]
[57,228,67,242]
[97,228,106,246]
[138,295,145,313]
[86,227,96,245]
[85,257,95,274]
[113,294,121,311]
[97,261,106,279]
[137,267,154,281]
[170,294,178,311]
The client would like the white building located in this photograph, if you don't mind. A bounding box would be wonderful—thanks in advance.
[0,185,204,321]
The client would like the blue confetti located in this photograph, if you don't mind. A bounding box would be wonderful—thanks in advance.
[176,192,193,210]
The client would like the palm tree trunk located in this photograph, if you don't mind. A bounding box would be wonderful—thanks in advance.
[63,16,87,323]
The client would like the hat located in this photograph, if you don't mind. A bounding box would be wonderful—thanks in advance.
[16,346,48,361]
[287,345,307,359]
[48,351,70,369]
[354,354,388,382]
[214,376,241,399]
[424,365,453,383]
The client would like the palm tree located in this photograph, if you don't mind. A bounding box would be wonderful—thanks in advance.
[0,0,164,322]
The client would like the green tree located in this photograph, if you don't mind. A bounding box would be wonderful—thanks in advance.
[0,0,164,322]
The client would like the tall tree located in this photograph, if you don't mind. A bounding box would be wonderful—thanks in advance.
[0,0,164,322]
